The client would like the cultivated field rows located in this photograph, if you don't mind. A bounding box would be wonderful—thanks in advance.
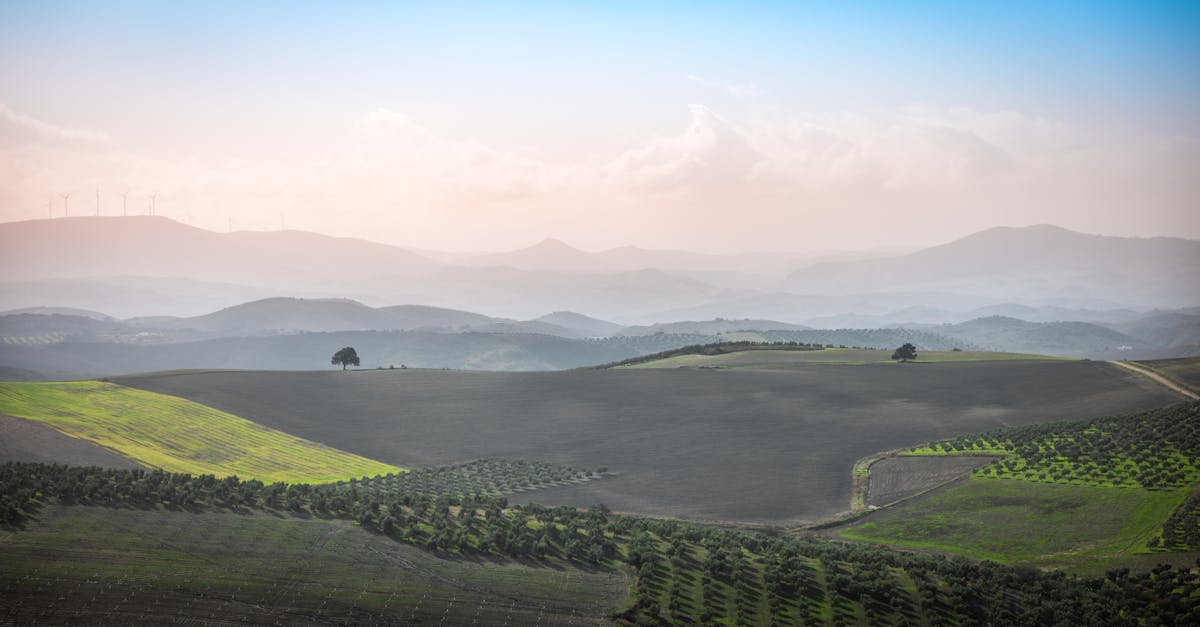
[122,362,1177,524]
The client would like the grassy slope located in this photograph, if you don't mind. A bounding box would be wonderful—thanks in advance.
[0,504,625,625]
[0,381,401,483]
[620,347,1065,368]
[840,478,1182,569]
[841,402,1200,570]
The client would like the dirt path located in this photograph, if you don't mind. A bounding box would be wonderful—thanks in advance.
[1109,360,1199,400]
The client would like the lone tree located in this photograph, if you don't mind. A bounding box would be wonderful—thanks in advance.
[891,343,917,362]
[331,346,360,370]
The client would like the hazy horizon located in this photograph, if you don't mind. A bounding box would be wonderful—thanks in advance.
[2,2,1198,253]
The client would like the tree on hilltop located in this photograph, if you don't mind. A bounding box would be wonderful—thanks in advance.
[331,346,360,370]
[891,343,917,362]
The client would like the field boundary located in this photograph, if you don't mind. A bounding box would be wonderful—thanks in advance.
[1110,360,1199,400]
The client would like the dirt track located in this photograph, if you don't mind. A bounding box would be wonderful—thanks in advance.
[1109,360,1199,400]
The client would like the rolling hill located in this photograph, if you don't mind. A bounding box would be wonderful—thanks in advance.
[786,224,1200,308]
[118,361,1176,525]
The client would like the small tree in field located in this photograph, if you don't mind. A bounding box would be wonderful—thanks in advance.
[331,346,360,370]
[891,343,917,362]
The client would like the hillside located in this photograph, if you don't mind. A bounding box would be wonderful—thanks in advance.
[922,315,1151,357]
[786,225,1200,308]
[842,402,1200,570]
[0,381,400,482]
[119,361,1175,525]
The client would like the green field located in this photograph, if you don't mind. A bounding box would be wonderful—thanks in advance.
[619,347,1064,369]
[0,504,625,625]
[840,477,1184,569]
[0,381,401,483]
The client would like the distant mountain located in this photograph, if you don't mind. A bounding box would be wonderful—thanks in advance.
[158,298,500,334]
[0,330,716,378]
[1107,311,1200,350]
[534,311,623,337]
[0,216,440,289]
[785,225,1200,309]
[375,304,496,329]
[0,313,121,343]
[0,306,113,320]
[617,318,812,337]
[921,316,1150,358]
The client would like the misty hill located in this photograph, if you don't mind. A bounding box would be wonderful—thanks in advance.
[160,298,498,334]
[914,316,1149,358]
[0,331,719,379]
[802,304,1147,329]
[0,306,114,320]
[0,313,121,343]
[534,311,623,337]
[786,225,1200,308]
[1106,310,1200,350]
[0,216,440,289]
[617,318,812,337]
[426,237,818,277]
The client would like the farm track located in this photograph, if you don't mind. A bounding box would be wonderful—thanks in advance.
[1110,360,1200,400]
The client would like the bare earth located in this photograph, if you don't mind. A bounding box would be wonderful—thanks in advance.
[866,456,995,507]
[120,361,1176,526]
[0,413,143,469]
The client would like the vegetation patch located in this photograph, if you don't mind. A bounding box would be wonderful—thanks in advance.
[0,381,401,483]
[0,504,624,625]
[4,462,1198,625]
[905,401,1200,489]
[840,477,1182,568]
[346,458,603,501]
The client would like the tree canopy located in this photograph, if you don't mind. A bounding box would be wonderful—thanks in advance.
[891,343,917,362]
[331,346,360,370]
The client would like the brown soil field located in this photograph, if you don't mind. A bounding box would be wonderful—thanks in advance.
[865,456,995,507]
[0,413,142,469]
[120,361,1176,526]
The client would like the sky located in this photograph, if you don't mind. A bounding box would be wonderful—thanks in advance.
[0,1,1197,253]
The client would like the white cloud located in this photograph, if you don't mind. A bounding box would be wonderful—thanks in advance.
[0,102,110,147]
[0,102,1195,250]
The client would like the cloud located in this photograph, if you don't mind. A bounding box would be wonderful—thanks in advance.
[605,104,763,193]
[0,102,1194,251]
[0,102,110,147]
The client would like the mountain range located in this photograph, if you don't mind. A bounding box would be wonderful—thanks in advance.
[3,217,1196,322]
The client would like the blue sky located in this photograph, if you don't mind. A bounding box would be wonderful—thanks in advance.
[0,1,1196,250]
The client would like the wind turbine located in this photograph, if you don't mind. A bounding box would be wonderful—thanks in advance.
[119,191,128,216]
[61,192,71,217]
[149,193,157,216]
[95,186,100,216]
[46,197,53,219]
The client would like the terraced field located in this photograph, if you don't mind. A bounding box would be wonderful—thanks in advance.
[121,361,1176,525]
[0,381,400,483]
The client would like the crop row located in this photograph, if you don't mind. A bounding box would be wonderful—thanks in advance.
[4,460,1199,624]
[336,458,601,500]
[909,401,1200,489]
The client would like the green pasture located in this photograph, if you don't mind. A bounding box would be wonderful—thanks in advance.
[0,380,401,483]
[840,477,1184,569]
